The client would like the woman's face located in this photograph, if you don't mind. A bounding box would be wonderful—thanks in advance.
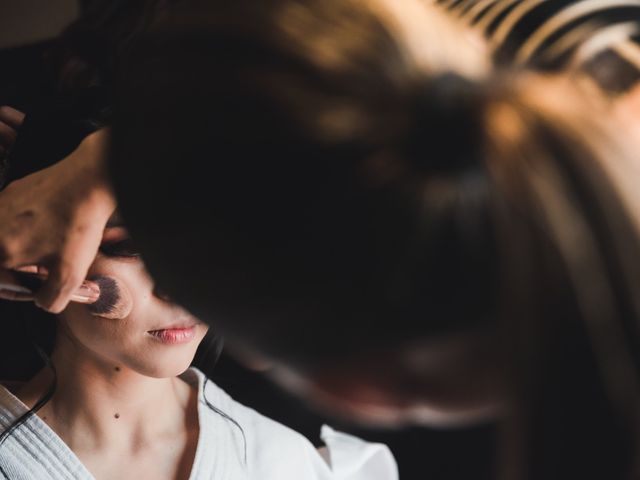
[57,219,209,378]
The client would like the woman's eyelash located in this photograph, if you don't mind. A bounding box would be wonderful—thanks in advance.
[99,238,141,258]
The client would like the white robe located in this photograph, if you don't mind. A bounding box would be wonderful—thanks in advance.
[0,368,398,480]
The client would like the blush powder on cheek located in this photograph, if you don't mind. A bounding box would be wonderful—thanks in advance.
[87,276,133,319]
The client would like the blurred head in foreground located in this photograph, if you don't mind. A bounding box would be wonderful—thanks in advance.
[111,0,640,478]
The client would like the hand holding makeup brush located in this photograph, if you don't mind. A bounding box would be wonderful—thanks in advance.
[0,130,116,313]
[0,267,133,319]
[0,266,100,303]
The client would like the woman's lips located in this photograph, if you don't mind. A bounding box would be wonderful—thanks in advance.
[147,326,197,344]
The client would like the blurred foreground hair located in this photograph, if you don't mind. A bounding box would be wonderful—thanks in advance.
[112,0,640,478]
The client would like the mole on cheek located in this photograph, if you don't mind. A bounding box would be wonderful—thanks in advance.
[114,413,120,419]
[114,366,121,372]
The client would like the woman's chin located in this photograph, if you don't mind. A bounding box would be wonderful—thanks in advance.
[125,354,197,379]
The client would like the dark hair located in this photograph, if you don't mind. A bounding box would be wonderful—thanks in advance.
[112,0,493,363]
[478,80,640,479]
[111,1,640,478]
[1,1,174,187]
[46,0,176,92]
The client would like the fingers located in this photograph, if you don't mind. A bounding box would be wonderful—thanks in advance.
[0,106,25,129]
[0,264,99,307]
[0,238,25,270]
[34,259,86,313]
[14,264,40,273]
[34,223,105,313]
[0,289,34,302]
[0,241,87,312]
[0,233,48,272]
[0,267,35,302]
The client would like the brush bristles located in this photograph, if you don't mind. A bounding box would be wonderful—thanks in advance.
[88,276,133,319]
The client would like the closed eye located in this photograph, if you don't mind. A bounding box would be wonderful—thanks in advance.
[99,238,141,258]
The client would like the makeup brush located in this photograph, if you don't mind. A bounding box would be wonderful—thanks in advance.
[0,271,133,319]
[87,275,133,319]
[0,269,100,303]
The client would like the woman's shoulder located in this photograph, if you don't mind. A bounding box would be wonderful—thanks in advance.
[0,382,94,480]
[184,367,319,450]
[183,367,398,480]
[0,380,26,430]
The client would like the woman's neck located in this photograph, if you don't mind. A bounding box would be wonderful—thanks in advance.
[16,333,196,454]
